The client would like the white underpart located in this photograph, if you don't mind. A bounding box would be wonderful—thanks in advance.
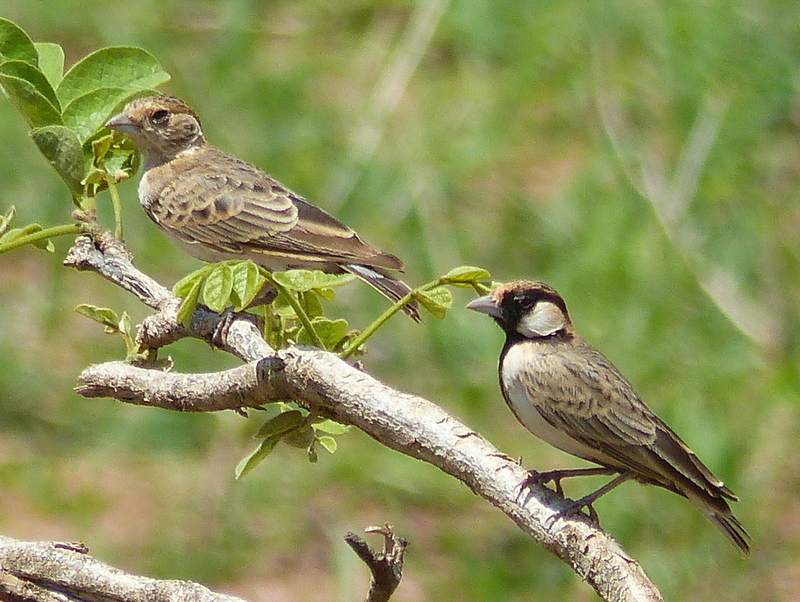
[517,301,565,337]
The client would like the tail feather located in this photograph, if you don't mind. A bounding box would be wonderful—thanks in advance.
[704,507,751,555]
[343,264,420,321]
[686,489,751,555]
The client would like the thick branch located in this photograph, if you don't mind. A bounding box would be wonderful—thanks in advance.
[0,536,247,602]
[68,237,663,602]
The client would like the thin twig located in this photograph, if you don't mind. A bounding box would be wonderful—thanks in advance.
[345,525,409,602]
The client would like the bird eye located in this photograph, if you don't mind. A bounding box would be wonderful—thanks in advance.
[151,109,169,124]
[514,294,534,310]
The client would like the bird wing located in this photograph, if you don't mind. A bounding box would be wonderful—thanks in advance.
[518,340,732,500]
[149,148,403,270]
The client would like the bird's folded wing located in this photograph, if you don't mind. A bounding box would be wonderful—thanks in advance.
[526,345,732,499]
[265,196,403,269]
[154,155,403,269]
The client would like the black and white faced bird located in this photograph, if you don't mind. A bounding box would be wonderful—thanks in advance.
[467,280,750,554]
[106,95,419,320]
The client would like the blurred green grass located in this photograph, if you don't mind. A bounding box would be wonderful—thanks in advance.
[1,1,799,600]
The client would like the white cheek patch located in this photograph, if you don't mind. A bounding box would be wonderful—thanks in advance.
[517,301,565,337]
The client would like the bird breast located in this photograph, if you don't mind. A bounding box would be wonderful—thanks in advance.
[500,342,612,465]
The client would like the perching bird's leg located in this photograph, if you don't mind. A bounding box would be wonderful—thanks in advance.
[558,472,633,524]
[525,467,617,497]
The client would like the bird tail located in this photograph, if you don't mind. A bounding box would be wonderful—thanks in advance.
[699,504,751,555]
[343,264,420,322]
[649,424,750,554]
[681,485,751,555]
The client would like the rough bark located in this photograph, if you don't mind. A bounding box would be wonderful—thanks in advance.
[0,536,247,602]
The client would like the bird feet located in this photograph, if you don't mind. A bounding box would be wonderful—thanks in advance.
[524,468,630,526]
[523,467,616,497]
[555,493,601,524]
[210,307,263,348]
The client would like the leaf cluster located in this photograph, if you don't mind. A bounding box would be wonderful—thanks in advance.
[236,404,350,478]
[172,261,359,352]
[0,18,169,204]
[0,205,54,253]
[0,18,170,254]
[74,260,494,471]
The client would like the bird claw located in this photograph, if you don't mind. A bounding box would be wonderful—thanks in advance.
[542,495,601,527]
[523,467,618,499]
[211,307,237,348]
[560,497,600,524]
[210,307,263,348]
[523,469,569,497]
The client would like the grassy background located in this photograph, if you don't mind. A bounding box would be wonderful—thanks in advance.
[1,1,798,599]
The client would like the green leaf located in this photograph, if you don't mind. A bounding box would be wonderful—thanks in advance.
[297,317,348,348]
[56,46,169,108]
[0,74,61,128]
[63,86,156,142]
[307,442,318,463]
[176,278,203,326]
[0,206,15,236]
[235,437,280,480]
[31,236,55,252]
[253,410,305,439]
[93,143,138,184]
[0,221,61,253]
[173,265,214,297]
[272,269,354,292]
[0,60,59,109]
[299,290,323,318]
[91,133,114,165]
[75,304,120,332]
[313,419,349,435]
[415,286,453,319]
[201,264,234,313]
[30,125,85,197]
[317,435,337,454]
[282,425,316,449]
[0,19,38,65]
[34,42,64,88]
[230,260,267,310]
[441,265,491,285]
[119,311,133,337]
[86,126,139,178]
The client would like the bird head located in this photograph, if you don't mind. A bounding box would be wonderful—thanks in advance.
[467,280,572,339]
[106,95,206,167]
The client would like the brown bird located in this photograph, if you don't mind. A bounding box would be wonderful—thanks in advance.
[467,280,750,554]
[106,94,419,320]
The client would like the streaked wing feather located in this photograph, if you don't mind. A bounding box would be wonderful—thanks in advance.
[524,343,725,497]
[267,197,404,270]
[153,148,403,270]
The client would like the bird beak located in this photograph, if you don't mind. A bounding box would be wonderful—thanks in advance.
[466,295,501,319]
[106,111,136,134]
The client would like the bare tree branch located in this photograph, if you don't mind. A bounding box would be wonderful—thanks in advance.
[64,234,271,363]
[66,237,664,602]
[0,536,248,602]
[344,525,409,602]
